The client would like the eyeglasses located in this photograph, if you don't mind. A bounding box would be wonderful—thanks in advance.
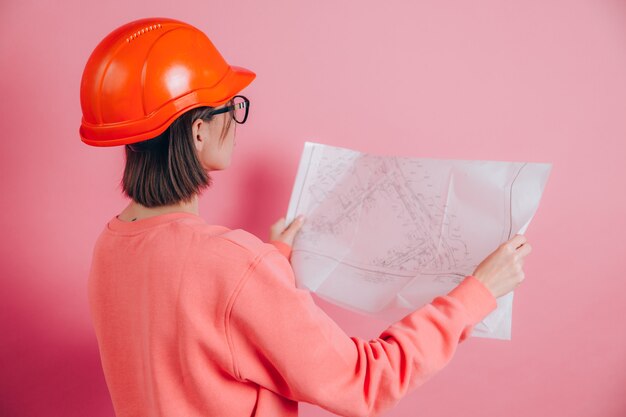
[209,95,250,124]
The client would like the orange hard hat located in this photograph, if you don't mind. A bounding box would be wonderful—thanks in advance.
[79,17,255,146]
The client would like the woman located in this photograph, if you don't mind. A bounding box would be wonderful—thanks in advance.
[81,17,531,417]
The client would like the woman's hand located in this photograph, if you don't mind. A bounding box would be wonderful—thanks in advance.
[472,234,532,298]
[269,215,305,247]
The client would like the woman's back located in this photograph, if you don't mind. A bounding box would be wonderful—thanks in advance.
[88,211,497,417]
[88,212,298,416]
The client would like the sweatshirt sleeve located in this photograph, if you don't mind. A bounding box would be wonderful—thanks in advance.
[226,248,497,417]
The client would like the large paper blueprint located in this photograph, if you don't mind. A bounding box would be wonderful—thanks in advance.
[285,141,552,340]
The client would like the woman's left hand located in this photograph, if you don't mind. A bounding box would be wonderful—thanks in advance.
[269,215,305,247]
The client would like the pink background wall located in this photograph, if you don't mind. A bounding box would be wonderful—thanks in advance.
[1,0,625,416]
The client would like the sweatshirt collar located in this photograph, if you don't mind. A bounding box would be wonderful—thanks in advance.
[107,211,205,234]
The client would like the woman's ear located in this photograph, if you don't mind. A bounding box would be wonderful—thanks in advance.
[191,118,205,152]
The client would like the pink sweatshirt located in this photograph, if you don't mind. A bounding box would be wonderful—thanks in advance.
[88,212,497,417]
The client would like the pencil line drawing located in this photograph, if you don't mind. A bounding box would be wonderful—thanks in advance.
[286,142,551,340]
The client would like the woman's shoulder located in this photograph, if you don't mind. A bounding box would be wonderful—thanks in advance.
[192,224,277,261]
[215,228,275,257]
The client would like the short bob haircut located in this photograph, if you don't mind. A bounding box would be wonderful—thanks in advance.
[121,100,234,208]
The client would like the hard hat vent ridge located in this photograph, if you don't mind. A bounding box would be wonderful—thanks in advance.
[125,23,163,43]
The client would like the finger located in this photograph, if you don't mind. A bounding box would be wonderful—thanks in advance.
[508,234,527,250]
[282,216,305,238]
[517,242,532,258]
[288,215,305,231]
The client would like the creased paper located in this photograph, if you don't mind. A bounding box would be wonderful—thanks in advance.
[286,141,551,340]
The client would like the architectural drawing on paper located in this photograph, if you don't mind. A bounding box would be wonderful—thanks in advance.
[286,141,552,340]
[292,146,473,282]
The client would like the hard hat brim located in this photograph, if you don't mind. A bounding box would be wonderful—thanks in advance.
[79,65,255,147]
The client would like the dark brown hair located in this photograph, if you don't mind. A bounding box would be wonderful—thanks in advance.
[121,103,233,208]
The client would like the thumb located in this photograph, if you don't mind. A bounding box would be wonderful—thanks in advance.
[281,215,305,240]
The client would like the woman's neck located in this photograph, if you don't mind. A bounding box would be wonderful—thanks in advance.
[117,195,199,222]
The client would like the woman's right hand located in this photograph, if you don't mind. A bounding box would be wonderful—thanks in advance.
[269,215,305,247]
[472,234,532,298]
